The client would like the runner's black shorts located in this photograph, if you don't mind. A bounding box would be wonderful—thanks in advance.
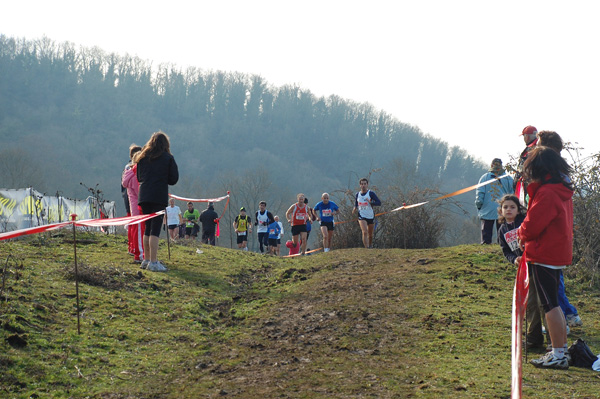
[186,225,199,237]
[168,224,178,230]
[320,221,335,231]
[236,232,248,244]
[358,216,374,225]
[268,238,278,247]
[291,224,307,236]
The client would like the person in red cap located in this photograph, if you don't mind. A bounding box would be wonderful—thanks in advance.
[520,125,539,164]
[514,125,539,206]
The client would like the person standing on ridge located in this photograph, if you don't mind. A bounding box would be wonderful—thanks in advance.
[199,202,219,246]
[122,144,144,264]
[519,146,574,370]
[475,158,514,244]
[134,131,179,272]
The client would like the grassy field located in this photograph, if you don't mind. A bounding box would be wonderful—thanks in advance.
[1,233,599,398]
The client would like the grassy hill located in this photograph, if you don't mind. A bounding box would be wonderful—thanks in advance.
[1,233,599,398]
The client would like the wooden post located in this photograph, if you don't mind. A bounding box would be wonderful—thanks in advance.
[70,213,81,335]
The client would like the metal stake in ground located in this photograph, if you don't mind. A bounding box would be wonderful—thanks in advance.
[70,214,81,335]
[165,222,171,260]
[1,255,9,302]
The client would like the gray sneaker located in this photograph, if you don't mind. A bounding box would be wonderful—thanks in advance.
[140,260,149,269]
[530,352,569,369]
[148,261,168,272]
[566,314,583,327]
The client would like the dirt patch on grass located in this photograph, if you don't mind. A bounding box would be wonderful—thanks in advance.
[62,264,142,290]
[187,252,422,398]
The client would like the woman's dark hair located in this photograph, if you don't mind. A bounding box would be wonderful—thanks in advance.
[497,194,525,224]
[133,131,171,163]
[522,146,573,190]
[537,131,563,153]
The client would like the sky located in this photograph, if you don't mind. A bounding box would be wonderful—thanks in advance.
[2,0,599,166]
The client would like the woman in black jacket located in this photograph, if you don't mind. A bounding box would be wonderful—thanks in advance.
[133,131,179,272]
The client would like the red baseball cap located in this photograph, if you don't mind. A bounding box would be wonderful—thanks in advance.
[521,125,537,136]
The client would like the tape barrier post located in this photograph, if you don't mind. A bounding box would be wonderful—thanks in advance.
[70,213,81,335]
[167,221,171,260]
[511,254,529,399]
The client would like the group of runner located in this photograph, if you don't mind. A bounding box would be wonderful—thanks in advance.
[231,178,381,256]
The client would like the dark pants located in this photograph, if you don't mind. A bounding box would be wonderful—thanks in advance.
[480,219,498,244]
[202,230,216,246]
[526,263,546,346]
[257,232,268,252]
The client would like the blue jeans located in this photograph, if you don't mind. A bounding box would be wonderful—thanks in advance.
[558,271,578,316]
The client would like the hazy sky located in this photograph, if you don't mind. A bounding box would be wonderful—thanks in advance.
[2,0,598,166]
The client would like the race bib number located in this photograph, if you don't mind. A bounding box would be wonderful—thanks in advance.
[237,232,246,236]
[322,209,332,217]
[358,201,369,210]
[504,229,520,253]
[270,229,275,234]
[296,214,305,220]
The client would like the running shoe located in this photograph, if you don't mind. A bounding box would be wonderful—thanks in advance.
[148,261,168,272]
[566,314,583,327]
[530,352,569,369]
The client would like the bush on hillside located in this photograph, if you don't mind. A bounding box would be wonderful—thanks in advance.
[569,149,600,287]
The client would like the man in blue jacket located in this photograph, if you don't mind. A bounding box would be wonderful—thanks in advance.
[475,158,514,244]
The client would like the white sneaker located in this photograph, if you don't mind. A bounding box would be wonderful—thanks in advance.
[530,351,569,369]
[140,260,149,269]
[566,314,583,327]
[148,261,168,272]
[324,248,329,252]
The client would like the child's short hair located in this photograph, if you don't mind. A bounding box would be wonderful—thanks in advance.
[359,178,369,184]
[129,144,142,159]
[259,200,267,206]
[497,194,525,224]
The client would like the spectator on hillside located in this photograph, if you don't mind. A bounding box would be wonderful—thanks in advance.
[199,202,219,246]
[134,131,179,272]
[519,146,574,369]
[514,125,539,205]
[475,158,513,244]
[122,144,144,264]
[537,131,583,328]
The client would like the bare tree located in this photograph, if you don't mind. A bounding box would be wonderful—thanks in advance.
[0,148,46,190]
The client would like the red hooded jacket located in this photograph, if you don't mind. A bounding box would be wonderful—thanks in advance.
[517,179,574,266]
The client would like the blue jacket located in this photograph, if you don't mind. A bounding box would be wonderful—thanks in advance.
[475,172,514,220]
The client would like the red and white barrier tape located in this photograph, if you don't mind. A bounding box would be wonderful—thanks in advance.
[0,211,164,241]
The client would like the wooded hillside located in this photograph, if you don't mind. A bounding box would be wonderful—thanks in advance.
[0,35,486,245]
